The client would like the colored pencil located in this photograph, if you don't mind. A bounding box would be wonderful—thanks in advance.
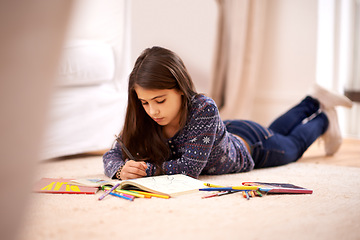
[115,137,137,160]
[202,191,236,199]
[199,186,259,191]
[204,183,261,190]
[98,183,120,201]
[102,186,134,199]
[102,186,147,198]
[204,183,226,188]
[130,190,170,199]
[109,192,134,201]
[243,191,250,200]
[118,189,148,198]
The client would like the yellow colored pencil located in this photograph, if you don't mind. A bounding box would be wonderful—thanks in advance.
[204,183,259,191]
[249,190,255,197]
[232,186,259,190]
[102,186,146,198]
[115,189,147,198]
[130,190,170,199]
[204,183,226,188]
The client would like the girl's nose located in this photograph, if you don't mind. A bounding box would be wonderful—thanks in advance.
[149,105,159,116]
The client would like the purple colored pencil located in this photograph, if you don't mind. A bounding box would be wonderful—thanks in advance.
[98,183,120,201]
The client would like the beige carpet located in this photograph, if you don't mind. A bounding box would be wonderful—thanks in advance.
[18,145,360,240]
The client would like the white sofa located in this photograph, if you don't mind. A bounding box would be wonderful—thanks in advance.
[41,0,131,159]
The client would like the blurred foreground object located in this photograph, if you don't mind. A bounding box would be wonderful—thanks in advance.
[0,1,72,240]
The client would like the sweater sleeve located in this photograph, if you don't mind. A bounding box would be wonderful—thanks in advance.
[145,97,219,179]
[102,142,126,179]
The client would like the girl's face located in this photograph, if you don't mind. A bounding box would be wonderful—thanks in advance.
[135,85,184,129]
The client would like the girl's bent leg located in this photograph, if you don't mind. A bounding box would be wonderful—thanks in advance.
[256,112,329,168]
[269,96,320,136]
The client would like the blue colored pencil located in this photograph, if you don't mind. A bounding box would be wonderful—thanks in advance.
[199,186,259,191]
[109,192,134,201]
[244,191,250,200]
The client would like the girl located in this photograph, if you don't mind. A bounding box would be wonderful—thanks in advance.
[103,46,352,180]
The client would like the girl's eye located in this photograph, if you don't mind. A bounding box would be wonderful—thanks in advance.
[157,99,165,104]
[141,101,148,105]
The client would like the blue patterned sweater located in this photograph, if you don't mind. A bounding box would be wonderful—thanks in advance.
[103,94,254,179]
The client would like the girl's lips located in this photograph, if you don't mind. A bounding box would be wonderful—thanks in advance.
[153,117,164,122]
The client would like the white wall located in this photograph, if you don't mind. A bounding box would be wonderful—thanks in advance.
[252,0,318,125]
[130,0,318,126]
[130,0,218,94]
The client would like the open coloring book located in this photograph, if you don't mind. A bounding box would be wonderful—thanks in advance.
[69,174,206,197]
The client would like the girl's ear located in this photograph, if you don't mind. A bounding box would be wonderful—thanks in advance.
[177,89,184,95]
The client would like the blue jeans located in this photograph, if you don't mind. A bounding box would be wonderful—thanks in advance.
[224,96,329,168]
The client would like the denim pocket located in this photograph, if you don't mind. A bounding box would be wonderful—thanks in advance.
[253,146,285,168]
[225,120,274,144]
[251,122,274,140]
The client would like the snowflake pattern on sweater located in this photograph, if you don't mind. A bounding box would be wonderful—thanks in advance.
[103,94,254,179]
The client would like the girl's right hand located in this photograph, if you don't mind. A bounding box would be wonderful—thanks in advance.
[120,160,148,180]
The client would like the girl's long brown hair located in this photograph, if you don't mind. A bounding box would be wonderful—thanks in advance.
[120,46,197,174]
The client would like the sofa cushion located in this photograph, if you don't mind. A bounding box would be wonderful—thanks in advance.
[57,40,115,86]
